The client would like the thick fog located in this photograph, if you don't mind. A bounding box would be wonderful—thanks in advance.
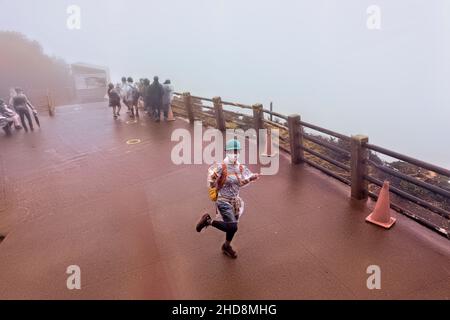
[1,0,449,167]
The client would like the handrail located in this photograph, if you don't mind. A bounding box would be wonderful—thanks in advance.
[221,100,253,110]
[366,143,450,177]
[302,134,351,157]
[171,90,450,237]
[304,158,351,186]
[262,108,289,121]
[368,159,450,199]
[300,121,351,142]
[365,175,450,219]
[302,145,350,172]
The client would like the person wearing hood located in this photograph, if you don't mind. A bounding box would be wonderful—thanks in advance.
[196,139,260,259]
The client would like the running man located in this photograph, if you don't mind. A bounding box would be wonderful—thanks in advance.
[196,139,259,259]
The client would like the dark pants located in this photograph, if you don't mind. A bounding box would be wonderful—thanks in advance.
[162,103,169,120]
[211,201,239,242]
[16,106,33,132]
[151,103,162,120]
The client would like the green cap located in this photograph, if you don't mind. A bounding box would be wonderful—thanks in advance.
[226,139,241,151]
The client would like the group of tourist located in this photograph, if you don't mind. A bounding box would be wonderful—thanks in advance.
[0,87,38,135]
[107,76,174,122]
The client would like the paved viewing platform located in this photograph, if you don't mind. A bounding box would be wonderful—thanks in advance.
[0,102,449,299]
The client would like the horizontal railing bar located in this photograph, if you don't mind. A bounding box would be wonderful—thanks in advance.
[191,95,214,103]
[368,191,449,238]
[365,175,450,219]
[193,103,213,110]
[221,100,253,110]
[264,119,288,130]
[262,109,289,120]
[368,160,450,199]
[300,121,351,141]
[302,146,351,172]
[304,158,351,186]
[303,135,351,157]
[366,143,450,177]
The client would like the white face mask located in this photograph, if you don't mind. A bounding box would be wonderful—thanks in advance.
[226,153,239,164]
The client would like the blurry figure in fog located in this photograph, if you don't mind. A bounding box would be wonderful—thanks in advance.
[12,88,36,132]
[137,79,146,112]
[143,78,151,114]
[0,98,22,130]
[120,77,131,113]
[162,80,174,121]
[148,76,164,122]
[107,83,122,119]
[0,99,15,135]
[125,77,140,118]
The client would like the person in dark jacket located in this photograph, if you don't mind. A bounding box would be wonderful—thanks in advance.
[148,76,164,122]
[107,83,121,119]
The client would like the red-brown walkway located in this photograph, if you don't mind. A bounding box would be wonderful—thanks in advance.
[0,102,449,299]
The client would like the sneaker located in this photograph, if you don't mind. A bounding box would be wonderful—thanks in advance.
[222,243,238,259]
[196,214,211,233]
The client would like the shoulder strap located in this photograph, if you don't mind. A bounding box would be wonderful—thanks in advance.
[217,163,228,190]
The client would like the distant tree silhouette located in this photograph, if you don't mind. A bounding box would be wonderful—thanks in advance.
[0,31,74,104]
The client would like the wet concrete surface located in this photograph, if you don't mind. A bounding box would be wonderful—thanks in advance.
[0,102,449,300]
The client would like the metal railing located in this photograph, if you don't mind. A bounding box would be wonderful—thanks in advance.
[172,92,450,238]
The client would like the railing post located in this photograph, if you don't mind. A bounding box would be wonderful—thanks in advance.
[288,114,304,164]
[183,92,195,124]
[213,97,226,132]
[252,103,264,149]
[47,90,55,117]
[351,135,369,200]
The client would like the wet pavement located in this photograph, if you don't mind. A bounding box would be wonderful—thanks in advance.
[0,102,449,300]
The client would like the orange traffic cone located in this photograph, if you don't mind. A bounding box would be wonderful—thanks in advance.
[262,127,277,157]
[167,104,176,122]
[366,181,396,229]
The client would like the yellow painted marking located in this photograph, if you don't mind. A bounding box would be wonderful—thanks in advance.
[126,139,142,145]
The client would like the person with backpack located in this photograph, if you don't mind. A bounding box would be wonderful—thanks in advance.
[125,77,140,118]
[196,139,260,259]
[107,83,121,119]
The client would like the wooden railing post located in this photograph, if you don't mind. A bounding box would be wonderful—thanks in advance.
[213,97,226,131]
[183,92,195,124]
[47,90,55,117]
[288,114,304,164]
[351,135,369,200]
[252,104,264,149]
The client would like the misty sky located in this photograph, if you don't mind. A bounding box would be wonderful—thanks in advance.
[1,0,449,167]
